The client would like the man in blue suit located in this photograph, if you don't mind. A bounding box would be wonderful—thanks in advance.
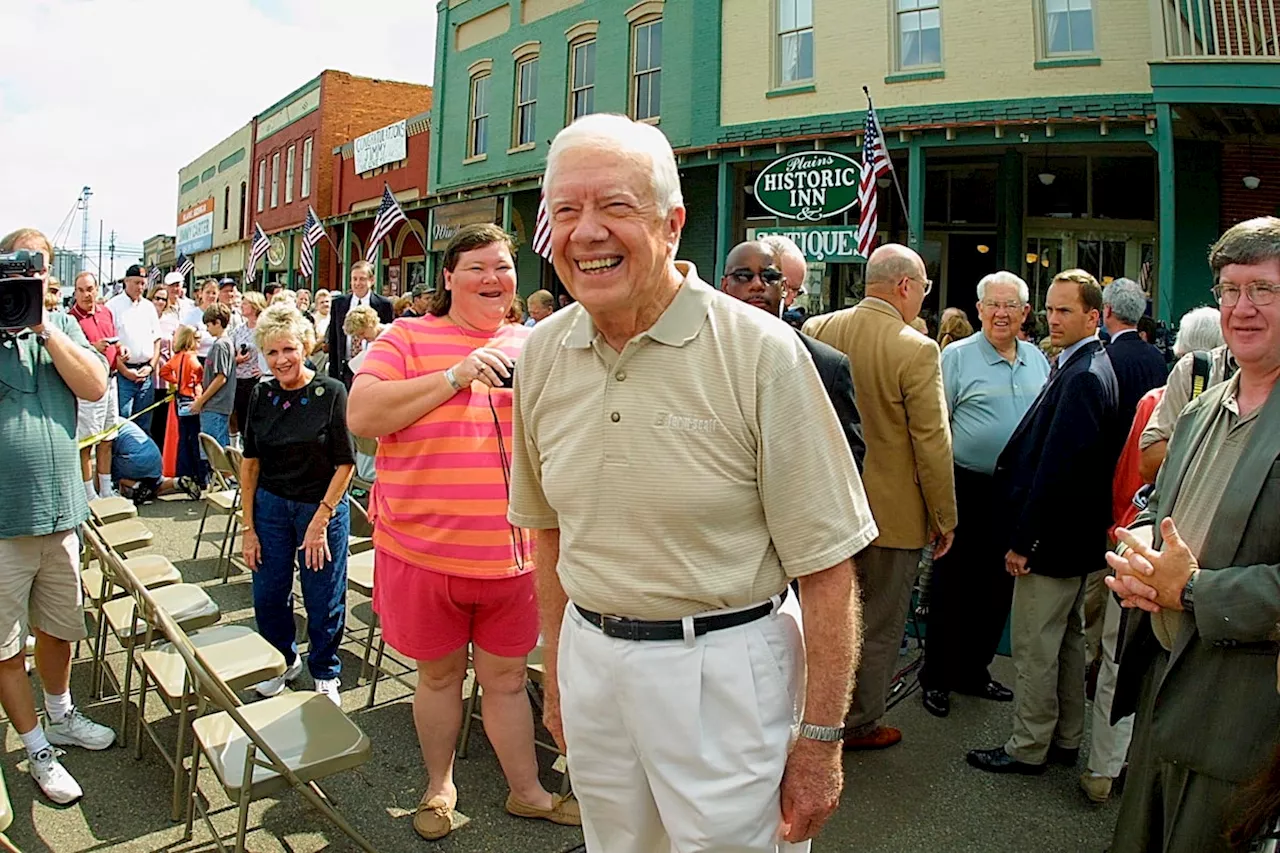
[1103,277,1169,446]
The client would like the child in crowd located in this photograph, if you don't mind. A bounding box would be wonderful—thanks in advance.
[160,326,206,488]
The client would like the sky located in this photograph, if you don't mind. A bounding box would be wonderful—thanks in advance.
[0,0,437,276]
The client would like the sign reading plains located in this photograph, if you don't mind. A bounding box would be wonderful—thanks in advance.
[754,151,862,222]
[176,197,215,255]
[354,120,408,175]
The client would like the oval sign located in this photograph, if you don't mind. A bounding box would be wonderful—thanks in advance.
[753,151,862,223]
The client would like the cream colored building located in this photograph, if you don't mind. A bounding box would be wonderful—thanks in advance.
[176,122,253,279]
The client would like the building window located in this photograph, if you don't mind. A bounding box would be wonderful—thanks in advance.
[256,160,266,212]
[897,0,941,68]
[515,57,538,147]
[570,39,596,120]
[778,0,813,85]
[223,187,230,231]
[469,73,490,158]
[239,182,248,238]
[270,152,280,208]
[1043,0,1093,55]
[632,19,662,120]
[302,137,313,197]
[285,145,296,204]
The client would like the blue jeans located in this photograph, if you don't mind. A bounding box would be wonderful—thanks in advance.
[117,373,155,432]
[199,412,230,461]
[251,488,349,680]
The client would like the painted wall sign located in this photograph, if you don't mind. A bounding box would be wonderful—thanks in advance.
[753,151,862,222]
[354,120,408,174]
[176,197,215,255]
[749,226,866,263]
[429,198,499,252]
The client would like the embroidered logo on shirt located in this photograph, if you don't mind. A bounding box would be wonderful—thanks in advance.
[653,412,721,433]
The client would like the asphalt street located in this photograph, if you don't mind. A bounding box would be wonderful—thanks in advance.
[0,496,1121,852]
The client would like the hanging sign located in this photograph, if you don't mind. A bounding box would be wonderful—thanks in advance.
[753,151,862,222]
[749,226,866,263]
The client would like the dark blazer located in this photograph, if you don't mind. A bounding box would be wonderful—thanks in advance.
[327,292,393,386]
[1107,330,1168,444]
[797,330,866,472]
[993,338,1120,578]
[1113,380,1280,784]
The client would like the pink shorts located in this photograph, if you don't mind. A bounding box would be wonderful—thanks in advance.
[372,549,539,662]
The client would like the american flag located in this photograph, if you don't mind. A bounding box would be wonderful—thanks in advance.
[531,191,552,259]
[146,265,163,288]
[299,206,326,279]
[856,106,893,258]
[176,252,194,278]
[365,184,407,263]
[247,223,271,282]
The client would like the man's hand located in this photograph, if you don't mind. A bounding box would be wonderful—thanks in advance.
[118,365,140,382]
[190,398,204,414]
[1005,550,1030,577]
[1105,518,1197,612]
[780,739,842,843]
[932,529,956,560]
[136,364,151,379]
[92,339,110,354]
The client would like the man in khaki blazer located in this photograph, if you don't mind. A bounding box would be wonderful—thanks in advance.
[804,243,957,749]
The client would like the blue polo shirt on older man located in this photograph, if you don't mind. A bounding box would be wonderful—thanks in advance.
[941,331,1050,475]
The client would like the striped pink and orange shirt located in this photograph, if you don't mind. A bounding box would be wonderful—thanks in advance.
[357,315,533,579]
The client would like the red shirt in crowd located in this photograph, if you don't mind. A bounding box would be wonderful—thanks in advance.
[1109,387,1165,541]
[68,302,120,373]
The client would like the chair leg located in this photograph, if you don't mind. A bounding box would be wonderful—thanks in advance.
[458,685,480,759]
[234,743,256,853]
[193,504,211,560]
[359,619,376,682]
[218,511,237,583]
[134,668,150,761]
[294,780,380,853]
[171,700,190,823]
[0,832,21,853]
[118,632,137,748]
[183,731,202,841]
[364,629,385,710]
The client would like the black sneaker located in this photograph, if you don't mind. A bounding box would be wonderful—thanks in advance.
[178,477,203,501]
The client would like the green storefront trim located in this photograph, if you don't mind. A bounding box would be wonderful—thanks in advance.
[1033,56,1101,69]
[1150,61,1280,105]
[766,84,816,98]
[884,69,945,84]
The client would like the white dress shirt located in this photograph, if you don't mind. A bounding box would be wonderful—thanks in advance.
[106,292,162,366]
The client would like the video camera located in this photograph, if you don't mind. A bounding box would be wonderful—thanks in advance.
[0,250,46,331]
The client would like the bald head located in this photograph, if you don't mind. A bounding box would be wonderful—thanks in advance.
[722,241,785,316]
[864,243,928,323]
[758,235,807,306]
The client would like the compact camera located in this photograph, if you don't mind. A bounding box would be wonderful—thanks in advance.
[494,361,516,389]
[0,250,47,331]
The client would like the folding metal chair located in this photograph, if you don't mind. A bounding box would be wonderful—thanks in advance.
[0,763,20,853]
[194,434,240,580]
[89,494,137,525]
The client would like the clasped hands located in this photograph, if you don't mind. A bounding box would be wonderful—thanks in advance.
[1104,517,1198,613]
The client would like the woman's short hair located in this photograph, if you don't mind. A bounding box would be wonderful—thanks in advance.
[393,296,412,317]
[173,325,197,352]
[1172,306,1224,358]
[344,304,381,337]
[938,312,974,349]
[254,304,312,353]
[240,291,267,315]
[146,283,169,306]
[428,224,517,317]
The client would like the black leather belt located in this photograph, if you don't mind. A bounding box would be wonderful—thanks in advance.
[575,588,786,642]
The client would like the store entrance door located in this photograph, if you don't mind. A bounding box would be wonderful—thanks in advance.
[945,234,998,326]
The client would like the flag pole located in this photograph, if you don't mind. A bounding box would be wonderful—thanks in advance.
[862,86,912,238]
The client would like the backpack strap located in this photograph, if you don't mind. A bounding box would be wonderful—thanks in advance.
[1190,351,1211,400]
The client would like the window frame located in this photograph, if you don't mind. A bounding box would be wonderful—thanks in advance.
[223,186,230,231]
[301,137,313,198]
[514,56,539,148]
[239,181,248,239]
[285,144,296,205]
[631,16,662,122]
[468,72,491,160]
[894,0,943,71]
[568,37,597,122]
[1040,0,1096,57]
[270,152,280,208]
[256,160,266,212]
[776,0,815,86]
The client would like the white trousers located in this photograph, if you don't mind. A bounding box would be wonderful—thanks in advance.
[560,594,811,853]
[1086,593,1135,778]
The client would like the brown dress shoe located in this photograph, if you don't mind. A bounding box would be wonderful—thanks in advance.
[414,794,455,841]
[506,792,583,826]
[843,725,903,751]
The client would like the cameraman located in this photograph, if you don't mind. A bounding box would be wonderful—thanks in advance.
[0,228,115,805]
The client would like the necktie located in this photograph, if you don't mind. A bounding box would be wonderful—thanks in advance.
[1049,357,1061,379]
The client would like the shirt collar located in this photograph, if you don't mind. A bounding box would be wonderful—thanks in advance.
[68,303,96,320]
[976,332,1024,366]
[861,296,904,321]
[1058,334,1097,368]
[563,261,713,350]
[1111,328,1136,340]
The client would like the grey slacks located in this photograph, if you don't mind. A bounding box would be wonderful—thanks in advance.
[847,544,922,735]
[1004,572,1087,765]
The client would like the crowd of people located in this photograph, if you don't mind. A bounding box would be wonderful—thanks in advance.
[2,112,1279,853]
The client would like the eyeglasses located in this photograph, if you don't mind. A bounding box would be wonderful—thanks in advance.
[1212,282,1279,307]
[909,275,933,297]
[727,268,785,287]
[152,296,167,303]
[981,300,1023,312]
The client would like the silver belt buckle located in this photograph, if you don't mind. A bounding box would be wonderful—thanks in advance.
[600,614,638,640]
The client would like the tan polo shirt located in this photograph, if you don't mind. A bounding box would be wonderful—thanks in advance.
[1139,345,1234,450]
[508,262,878,620]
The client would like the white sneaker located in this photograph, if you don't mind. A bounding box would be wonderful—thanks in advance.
[46,707,116,751]
[315,678,342,706]
[254,657,303,698]
[29,747,82,804]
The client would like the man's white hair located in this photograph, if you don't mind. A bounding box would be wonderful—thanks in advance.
[759,235,806,269]
[1103,277,1148,325]
[544,114,684,217]
[1173,306,1224,357]
[976,271,1030,304]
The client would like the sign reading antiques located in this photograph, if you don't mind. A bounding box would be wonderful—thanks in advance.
[354,120,408,175]
[750,226,866,263]
[176,197,215,256]
[753,151,861,222]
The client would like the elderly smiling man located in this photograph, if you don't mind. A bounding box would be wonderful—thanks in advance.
[509,114,877,852]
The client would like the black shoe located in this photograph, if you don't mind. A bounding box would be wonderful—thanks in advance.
[922,689,950,718]
[957,679,1014,702]
[1048,744,1080,767]
[966,747,1047,775]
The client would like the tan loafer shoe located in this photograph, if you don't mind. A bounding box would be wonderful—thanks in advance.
[505,792,582,826]
[1079,772,1113,804]
[414,794,455,840]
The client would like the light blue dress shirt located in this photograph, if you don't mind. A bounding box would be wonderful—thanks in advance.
[942,333,1051,475]
[1054,334,1098,371]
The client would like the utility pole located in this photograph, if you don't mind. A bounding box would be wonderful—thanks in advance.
[97,220,103,293]
[109,230,116,285]
[77,187,92,275]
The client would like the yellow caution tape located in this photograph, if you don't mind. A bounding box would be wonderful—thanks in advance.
[77,392,176,450]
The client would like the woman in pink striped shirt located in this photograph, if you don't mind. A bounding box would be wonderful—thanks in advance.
[348,224,579,841]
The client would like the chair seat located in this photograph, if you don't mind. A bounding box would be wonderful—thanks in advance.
[102,584,220,639]
[141,626,286,704]
[0,763,11,834]
[83,555,181,602]
[204,490,238,512]
[95,519,153,553]
[348,536,373,555]
[346,551,374,597]
[192,691,371,800]
[89,496,137,525]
